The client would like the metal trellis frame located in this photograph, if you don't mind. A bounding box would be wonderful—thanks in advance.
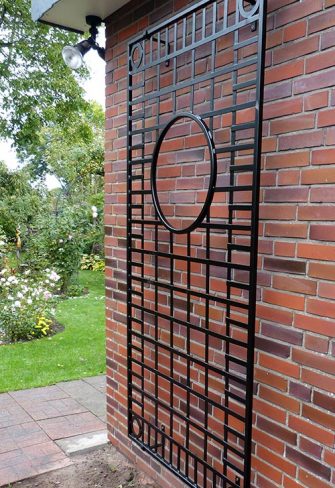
[127,1,267,486]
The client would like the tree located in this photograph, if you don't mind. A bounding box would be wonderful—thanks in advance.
[0,162,46,240]
[0,0,89,158]
[31,101,105,191]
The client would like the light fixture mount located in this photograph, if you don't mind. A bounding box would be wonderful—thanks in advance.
[62,14,105,69]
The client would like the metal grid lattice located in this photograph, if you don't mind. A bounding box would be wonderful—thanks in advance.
[127,1,267,486]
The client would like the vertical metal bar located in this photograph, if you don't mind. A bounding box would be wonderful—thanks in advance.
[244,1,267,485]
[127,44,133,438]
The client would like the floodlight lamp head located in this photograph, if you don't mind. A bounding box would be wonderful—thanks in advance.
[62,15,105,70]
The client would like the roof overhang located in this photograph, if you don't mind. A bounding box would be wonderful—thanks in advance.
[31,0,131,33]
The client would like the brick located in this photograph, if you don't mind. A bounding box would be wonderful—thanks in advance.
[262,322,303,346]
[259,353,300,379]
[288,415,334,446]
[321,29,335,50]
[313,390,335,414]
[278,169,300,186]
[302,167,335,185]
[304,91,329,112]
[264,257,306,275]
[294,68,335,94]
[311,148,335,165]
[309,9,335,34]
[303,404,335,430]
[299,437,323,460]
[274,241,296,257]
[257,417,297,445]
[286,446,331,480]
[275,0,323,28]
[259,205,297,220]
[318,108,335,127]
[263,289,305,311]
[259,386,300,414]
[302,368,335,394]
[254,367,288,392]
[319,281,335,299]
[257,445,297,477]
[255,336,290,359]
[265,151,309,169]
[270,113,315,135]
[310,187,335,203]
[308,262,335,280]
[273,36,319,65]
[273,275,317,295]
[306,48,335,74]
[264,98,303,120]
[289,381,311,402]
[279,130,323,150]
[310,225,335,242]
[264,187,309,203]
[293,347,335,375]
[295,313,335,338]
[299,205,335,220]
[298,469,334,488]
[265,59,304,85]
[283,20,307,43]
[265,223,307,239]
[298,243,335,261]
[305,334,329,354]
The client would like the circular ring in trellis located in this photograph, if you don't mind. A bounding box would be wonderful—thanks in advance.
[130,414,143,440]
[151,112,217,235]
[238,0,260,18]
[130,42,144,70]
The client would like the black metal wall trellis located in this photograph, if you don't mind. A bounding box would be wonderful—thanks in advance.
[127,1,267,487]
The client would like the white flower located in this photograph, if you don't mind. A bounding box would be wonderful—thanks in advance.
[59,239,64,244]
[91,205,97,213]
[44,291,52,300]
[59,248,64,252]
[68,235,73,241]
[27,298,33,305]
[17,292,23,299]
[14,300,21,308]
[8,295,14,301]
[24,270,31,276]
[49,271,60,282]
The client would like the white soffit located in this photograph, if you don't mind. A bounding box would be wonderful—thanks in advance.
[31,0,131,33]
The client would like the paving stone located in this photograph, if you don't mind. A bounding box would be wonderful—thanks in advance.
[0,443,71,487]
[56,430,108,456]
[17,397,88,421]
[75,391,106,418]
[10,385,69,404]
[37,412,106,440]
[0,422,49,454]
[84,375,106,393]
[0,402,31,429]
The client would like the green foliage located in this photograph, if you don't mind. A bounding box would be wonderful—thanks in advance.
[0,162,46,240]
[0,0,89,157]
[0,271,105,392]
[0,268,60,342]
[81,254,105,272]
[26,206,88,292]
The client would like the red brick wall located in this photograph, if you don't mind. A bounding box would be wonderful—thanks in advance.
[105,1,335,487]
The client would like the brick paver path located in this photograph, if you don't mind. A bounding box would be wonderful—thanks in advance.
[0,376,106,486]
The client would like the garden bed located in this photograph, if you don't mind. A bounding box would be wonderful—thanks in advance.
[0,270,105,393]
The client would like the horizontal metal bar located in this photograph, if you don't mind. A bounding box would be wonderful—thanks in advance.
[130,56,258,106]
[130,384,245,462]
[131,157,153,166]
[231,122,256,132]
[215,185,253,193]
[230,164,254,173]
[216,143,255,153]
[132,275,249,310]
[130,354,247,421]
[131,248,251,272]
[199,223,251,232]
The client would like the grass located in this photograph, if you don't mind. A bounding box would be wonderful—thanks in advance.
[0,271,106,393]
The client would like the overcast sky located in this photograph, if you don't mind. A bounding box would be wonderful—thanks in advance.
[1,31,105,188]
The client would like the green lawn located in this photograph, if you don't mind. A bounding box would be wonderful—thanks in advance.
[0,271,106,393]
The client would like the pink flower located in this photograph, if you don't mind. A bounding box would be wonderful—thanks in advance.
[44,291,52,300]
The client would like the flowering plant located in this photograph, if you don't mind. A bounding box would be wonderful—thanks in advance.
[0,268,60,342]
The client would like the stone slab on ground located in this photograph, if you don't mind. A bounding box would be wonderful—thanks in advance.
[0,375,106,487]
[56,430,108,456]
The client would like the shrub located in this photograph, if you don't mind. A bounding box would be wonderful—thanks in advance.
[81,254,105,272]
[0,268,60,342]
[26,207,86,293]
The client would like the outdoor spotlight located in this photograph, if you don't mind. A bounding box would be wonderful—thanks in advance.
[62,15,105,70]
